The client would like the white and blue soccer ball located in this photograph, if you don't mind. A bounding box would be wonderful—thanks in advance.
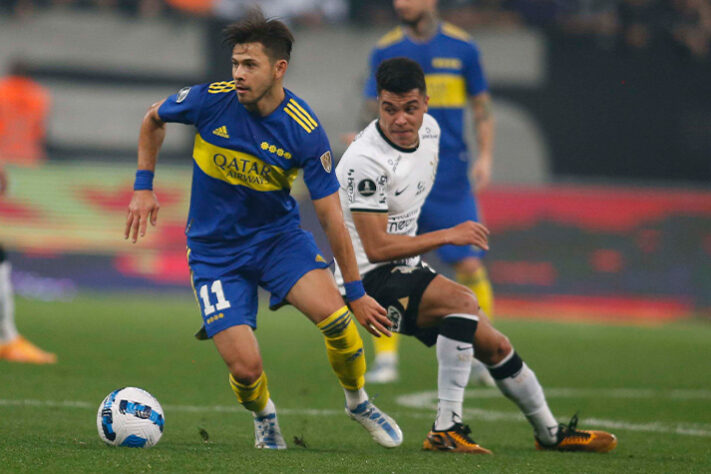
[97,387,165,448]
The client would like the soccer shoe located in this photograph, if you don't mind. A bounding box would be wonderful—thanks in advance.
[253,412,287,450]
[0,336,57,364]
[535,414,617,453]
[422,423,493,454]
[364,360,398,384]
[345,400,403,448]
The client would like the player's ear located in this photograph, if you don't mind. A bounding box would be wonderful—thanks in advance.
[424,94,429,111]
[274,59,288,79]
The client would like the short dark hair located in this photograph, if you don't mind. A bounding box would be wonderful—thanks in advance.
[376,57,426,96]
[223,8,294,62]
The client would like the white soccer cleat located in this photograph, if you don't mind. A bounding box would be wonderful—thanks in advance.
[346,400,403,448]
[365,360,399,384]
[253,412,287,450]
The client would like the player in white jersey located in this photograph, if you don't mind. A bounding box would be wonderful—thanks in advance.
[334,112,440,284]
[335,57,617,454]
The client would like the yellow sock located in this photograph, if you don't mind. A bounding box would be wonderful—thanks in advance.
[317,306,366,391]
[373,332,400,357]
[457,266,494,319]
[229,371,270,413]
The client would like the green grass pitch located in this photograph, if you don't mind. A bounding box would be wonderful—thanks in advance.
[1,293,710,473]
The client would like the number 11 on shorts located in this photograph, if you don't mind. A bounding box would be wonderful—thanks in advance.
[199,280,232,315]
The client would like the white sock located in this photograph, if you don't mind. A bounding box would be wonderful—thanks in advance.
[434,333,473,430]
[255,398,276,418]
[0,261,19,345]
[490,351,559,444]
[374,352,397,367]
[344,387,368,410]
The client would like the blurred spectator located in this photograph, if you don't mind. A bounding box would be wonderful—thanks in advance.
[0,59,51,167]
[441,0,522,29]
[665,0,711,60]
[557,0,619,44]
[213,0,348,25]
[618,0,659,50]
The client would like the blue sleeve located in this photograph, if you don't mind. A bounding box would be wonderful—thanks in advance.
[157,83,207,125]
[363,48,381,99]
[300,126,339,200]
[464,43,488,96]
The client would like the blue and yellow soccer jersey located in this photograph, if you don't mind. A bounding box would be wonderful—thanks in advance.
[159,81,338,254]
[364,23,488,199]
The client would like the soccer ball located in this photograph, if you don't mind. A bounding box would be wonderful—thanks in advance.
[97,387,165,448]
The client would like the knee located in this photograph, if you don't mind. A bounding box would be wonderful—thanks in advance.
[448,286,481,316]
[229,359,263,385]
[478,335,512,366]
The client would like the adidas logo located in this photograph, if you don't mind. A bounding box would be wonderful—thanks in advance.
[212,126,230,138]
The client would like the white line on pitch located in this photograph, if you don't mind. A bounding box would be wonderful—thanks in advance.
[2,387,710,438]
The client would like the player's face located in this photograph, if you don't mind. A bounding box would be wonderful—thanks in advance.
[231,42,284,107]
[378,89,428,148]
[394,0,435,25]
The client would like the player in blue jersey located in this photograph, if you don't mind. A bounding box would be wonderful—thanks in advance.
[124,10,402,450]
[354,0,496,386]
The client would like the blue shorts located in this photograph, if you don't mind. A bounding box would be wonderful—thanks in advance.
[418,192,486,264]
[188,229,330,338]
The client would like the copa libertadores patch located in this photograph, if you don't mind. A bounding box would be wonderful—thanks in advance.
[176,86,191,103]
[357,179,376,196]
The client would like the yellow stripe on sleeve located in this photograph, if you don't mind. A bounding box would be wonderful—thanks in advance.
[284,107,314,133]
[286,103,316,132]
[288,100,318,128]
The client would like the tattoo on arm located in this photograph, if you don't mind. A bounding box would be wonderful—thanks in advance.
[473,94,492,123]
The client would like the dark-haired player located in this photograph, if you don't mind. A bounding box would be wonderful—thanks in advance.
[357,0,496,387]
[124,10,402,450]
[336,57,617,454]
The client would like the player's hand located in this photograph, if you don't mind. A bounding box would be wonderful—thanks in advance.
[447,221,490,250]
[339,132,358,146]
[349,294,392,338]
[470,154,492,191]
[125,190,160,243]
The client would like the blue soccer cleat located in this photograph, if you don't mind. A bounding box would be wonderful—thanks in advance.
[346,400,403,448]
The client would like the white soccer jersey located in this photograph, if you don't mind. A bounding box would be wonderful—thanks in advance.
[335,114,440,286]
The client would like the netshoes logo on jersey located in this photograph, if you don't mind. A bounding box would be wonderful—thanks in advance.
[192,134,297,192]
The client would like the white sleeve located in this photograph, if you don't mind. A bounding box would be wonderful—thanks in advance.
[341,153,388,213]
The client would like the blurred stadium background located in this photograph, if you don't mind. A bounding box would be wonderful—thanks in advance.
[1,0,709,318]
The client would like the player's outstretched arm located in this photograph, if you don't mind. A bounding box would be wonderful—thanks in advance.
[125,100,166,244]
[353,212,490,263]
[312,192,391,337]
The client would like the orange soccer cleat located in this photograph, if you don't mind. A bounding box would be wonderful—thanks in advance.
[0,336,57,364]
[423,423,493,454]
[535,414,617,453]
